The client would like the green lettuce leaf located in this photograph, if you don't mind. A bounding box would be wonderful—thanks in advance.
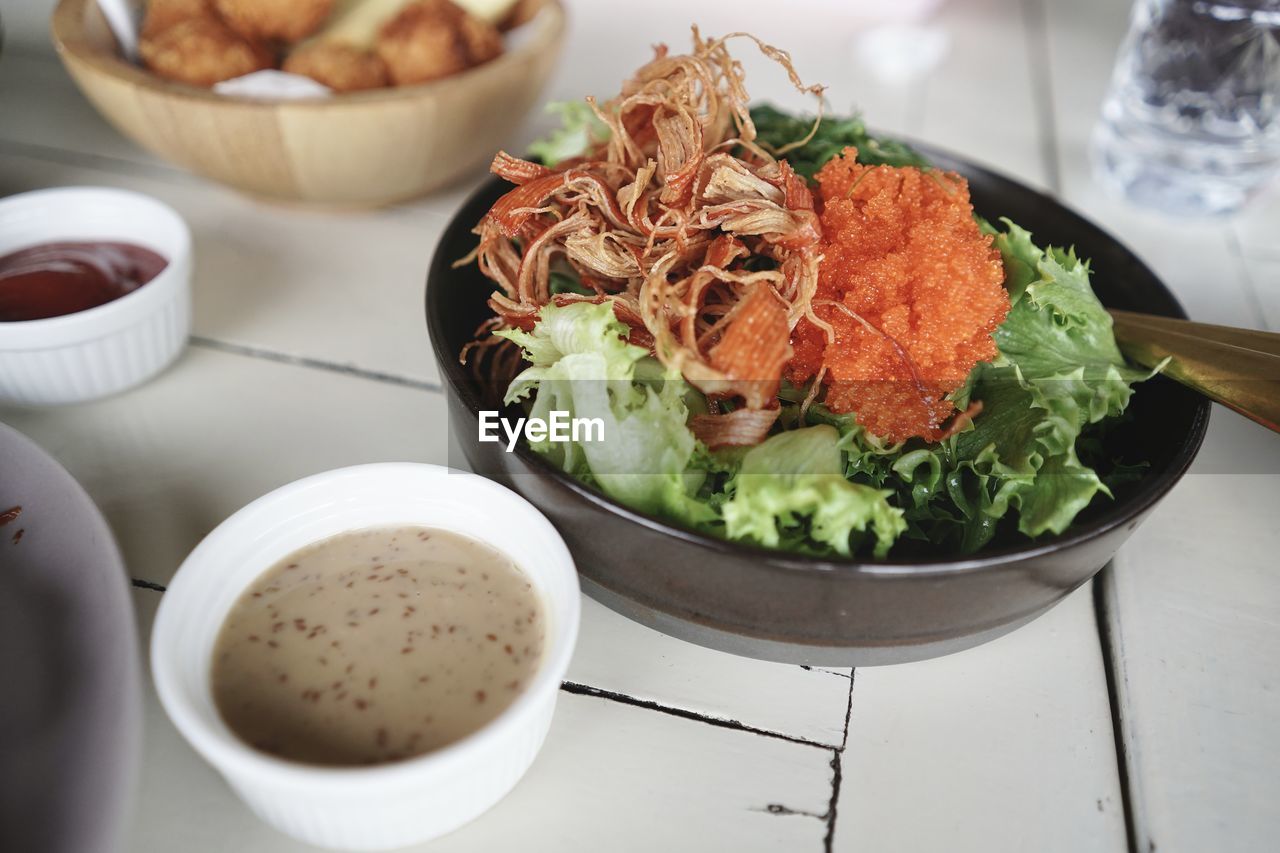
[527,101,611,167]
[990,220,1148,391]
[951,221,1159,539]
[722,425,906,558]
[802,407,994,551]
[496,302,712,522]
[748,104,929,178]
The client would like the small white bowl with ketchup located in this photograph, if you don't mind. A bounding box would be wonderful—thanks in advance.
[0,187,191,405]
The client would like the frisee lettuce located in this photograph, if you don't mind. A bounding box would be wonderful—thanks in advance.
[497,301,712,522]
[722,425,906,558]
[954,221,1160,539]
[748,104,930,176]
[527,101,611,167]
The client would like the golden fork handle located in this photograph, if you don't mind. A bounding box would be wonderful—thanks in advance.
[1109,309,1280,434]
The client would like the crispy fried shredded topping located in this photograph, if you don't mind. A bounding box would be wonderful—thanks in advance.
[469,28,825,447]
[469,32,1011,448]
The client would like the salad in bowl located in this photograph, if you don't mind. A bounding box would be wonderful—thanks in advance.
[458,28,1160,562]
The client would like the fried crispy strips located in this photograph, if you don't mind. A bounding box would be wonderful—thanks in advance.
[467,30,826,447]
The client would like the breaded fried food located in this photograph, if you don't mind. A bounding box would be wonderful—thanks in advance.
[213,0,335,43]
[458,12,502,62]
[283,42,390,92]
[375,0,502,85]
[140,16,274,87]
[140,0,213,38]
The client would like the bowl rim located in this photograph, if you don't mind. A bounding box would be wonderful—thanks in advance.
[0,422,143,849]
[50,0,566,109]
[426,156,1212,579]
[150,462,580,790]
[0,186,192,346]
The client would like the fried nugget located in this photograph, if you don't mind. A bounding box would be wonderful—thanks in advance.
[140,17,274,87]
[375,0,503,86]
[458,12,502,63]
[213,0,335,43]
[140,0,214,38]
[283,42,390,92]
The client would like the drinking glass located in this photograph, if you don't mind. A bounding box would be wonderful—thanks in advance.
[1092,0,1280,217]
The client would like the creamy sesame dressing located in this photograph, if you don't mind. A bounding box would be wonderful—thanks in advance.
[211,526,545,767]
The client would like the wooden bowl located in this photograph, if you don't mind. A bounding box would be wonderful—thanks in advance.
[51,0,565,207]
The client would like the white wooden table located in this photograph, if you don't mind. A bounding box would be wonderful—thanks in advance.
[2,1,1278,851]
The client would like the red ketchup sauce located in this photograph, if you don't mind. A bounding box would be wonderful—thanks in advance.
[0,241,168,322]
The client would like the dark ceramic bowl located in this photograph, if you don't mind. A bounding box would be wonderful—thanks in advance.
[426,147,1210,665]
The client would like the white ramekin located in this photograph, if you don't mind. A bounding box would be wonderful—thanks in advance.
[0,187,192,405]
[152,463,580,851]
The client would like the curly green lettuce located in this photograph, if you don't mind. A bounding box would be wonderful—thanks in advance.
[748,104,930,176]
[497,301,712,522]
[955,221,1159,538]
[527,101,611,167]
[722,425,905,558]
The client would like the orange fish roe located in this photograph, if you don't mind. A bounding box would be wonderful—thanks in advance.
[786,148,1010,443]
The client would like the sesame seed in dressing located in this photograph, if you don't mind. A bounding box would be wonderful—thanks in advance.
[211,526,545,767]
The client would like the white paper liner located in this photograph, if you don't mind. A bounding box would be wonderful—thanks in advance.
[212,70,334,99]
